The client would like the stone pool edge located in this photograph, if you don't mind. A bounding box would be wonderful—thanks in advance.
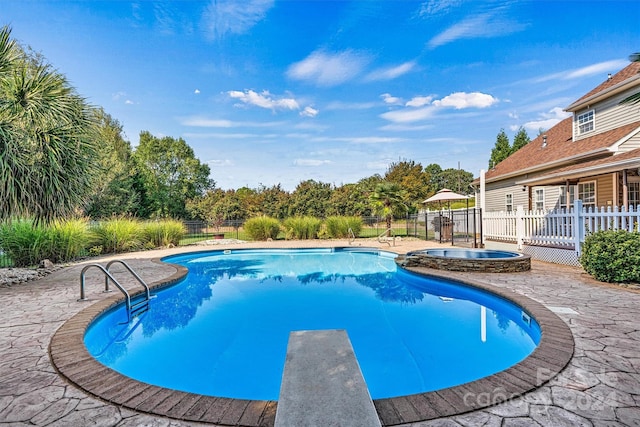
[49,252,574,427]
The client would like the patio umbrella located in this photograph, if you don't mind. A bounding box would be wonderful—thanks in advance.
[423,188,468,205]
[423,189,470,245]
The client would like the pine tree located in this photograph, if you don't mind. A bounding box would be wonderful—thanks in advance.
[512,127,531,152]
[489,129,511,168]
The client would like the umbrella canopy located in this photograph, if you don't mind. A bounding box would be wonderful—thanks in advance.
[423,188,468,204]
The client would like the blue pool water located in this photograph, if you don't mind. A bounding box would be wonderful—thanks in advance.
[419,249,522,259]
[84,248,540,400]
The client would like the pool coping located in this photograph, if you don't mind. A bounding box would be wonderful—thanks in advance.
[49,249,574,427]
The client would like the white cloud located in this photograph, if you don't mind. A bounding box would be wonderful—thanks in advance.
[367,160,393,170]
[113,91,135,104]
[207,159,234,166]
[381,93,402,105]
[309,136,404,144]
[530,59,629,84]
[112,91,127,100]
[201,0,274,40]
[194,89,201,94]
[294,159,332,166]
[228,89,299,111]
[366,61,416,81]
[428,11,527,49]
[180,116,285,128]
[183,118,234,127]
[564,60,629,80]
[522,107,571,132]
[300,106,319,118]
[406,95,433,107]
[379,123,434,132]
[432,92,498,109]
[381,91,497,123]
[418,0,462,17]
[324,101,378,110]
[287,49,371,86]
[381,106,437,123]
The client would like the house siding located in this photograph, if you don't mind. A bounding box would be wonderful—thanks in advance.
[617,131,640,153]
[574,87,640,142]
[484,178,528,212]
[543,186,561,210]
[593,174,614,207]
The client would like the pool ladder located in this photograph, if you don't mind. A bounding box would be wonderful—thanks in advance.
[79,260,153,322]
[377,228,396,246]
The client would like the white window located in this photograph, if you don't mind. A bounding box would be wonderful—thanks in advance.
[505,193,513,212]
[535,189,544,211]
[629,182,640,209]
[559,185,575,209]
[578,181,596,208]
[577,110,594,135]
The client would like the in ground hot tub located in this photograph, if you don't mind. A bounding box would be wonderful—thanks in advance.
[401,248,531,272]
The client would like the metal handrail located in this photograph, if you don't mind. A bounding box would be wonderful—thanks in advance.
[79,264,132,321]
[79,260,153,323]
[377,228,396,246]
[347,227,356,245]
[105,259,151,301]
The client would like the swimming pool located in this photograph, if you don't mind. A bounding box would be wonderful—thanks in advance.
[84,248,540,401]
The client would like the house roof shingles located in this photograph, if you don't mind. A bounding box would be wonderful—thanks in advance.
[569,61,640,109]
[484,61,640,184]
[484,120,640,183]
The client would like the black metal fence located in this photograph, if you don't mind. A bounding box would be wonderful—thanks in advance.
[411,208,483,247]
[0,209,483,268]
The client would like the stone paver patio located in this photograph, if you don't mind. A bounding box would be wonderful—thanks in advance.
[1,239,639,426]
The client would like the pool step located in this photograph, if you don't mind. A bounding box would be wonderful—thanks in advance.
[275,329,382,427]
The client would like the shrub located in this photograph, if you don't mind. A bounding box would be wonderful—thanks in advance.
[142,220,186,248]
[243,216,281,241]
[0,219,52,267]
[580,229,640,283]
[91,217,144,253]
[324,216,363,238]
[283,216,322,240]
[49,218,91,262]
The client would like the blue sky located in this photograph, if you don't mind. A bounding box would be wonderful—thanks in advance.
[4,0,639,190]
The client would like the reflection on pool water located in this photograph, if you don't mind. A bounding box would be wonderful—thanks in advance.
[418,249,523,258]
[84,248,540,400]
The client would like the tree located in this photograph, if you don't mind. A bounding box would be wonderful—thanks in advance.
[185,188,224,222]
[133,131,214,218]
[255,184,290,219]
[288,180,332,217]
[384,159,430,213]
[512,127,530,152]
[369,182,407,235]
[439,168,475,194]
[489,129,511,168]
[0,25,99,223]
[83,109,140,218]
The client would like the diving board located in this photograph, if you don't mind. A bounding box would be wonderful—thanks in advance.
[275,329,382,427]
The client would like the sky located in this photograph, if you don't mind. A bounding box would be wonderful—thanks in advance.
[3,0,639,191]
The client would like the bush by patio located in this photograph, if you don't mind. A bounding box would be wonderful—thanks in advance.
[283,216,322,240]
[580,229,640,283]
[244,216,281,241]
[0,218,90,266]
[324,216,363,238]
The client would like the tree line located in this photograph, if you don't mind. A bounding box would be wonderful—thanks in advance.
[0,25,475,225]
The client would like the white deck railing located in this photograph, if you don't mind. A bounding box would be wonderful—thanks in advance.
[483,200,640,255]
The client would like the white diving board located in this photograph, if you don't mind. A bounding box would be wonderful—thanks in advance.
[275,329,382,427]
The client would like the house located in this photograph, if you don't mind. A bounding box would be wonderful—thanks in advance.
[478,61,640,213]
